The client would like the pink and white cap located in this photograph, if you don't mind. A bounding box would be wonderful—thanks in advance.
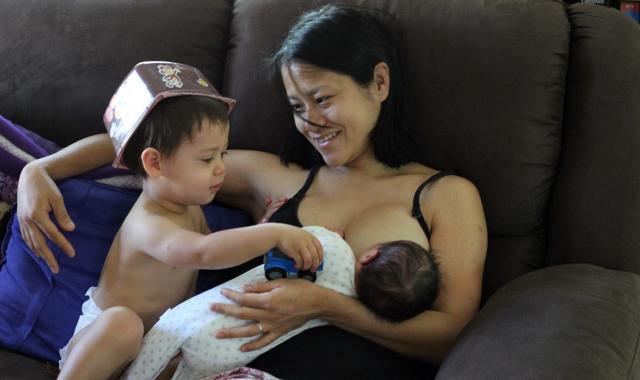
[103,61,236,169]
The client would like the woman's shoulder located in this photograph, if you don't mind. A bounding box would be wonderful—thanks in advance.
[394,162,480,206]
[225,149,313,200]
[228,150,306,176]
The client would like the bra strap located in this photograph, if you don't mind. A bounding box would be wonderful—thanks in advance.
[411,170,455,239]
[291,166,321,199]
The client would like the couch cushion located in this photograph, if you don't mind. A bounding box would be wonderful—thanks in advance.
[224,0,568,298]
[546,4,640,274]
[0,347,55,380]
[437,264,640,379]
[0,0,233,147]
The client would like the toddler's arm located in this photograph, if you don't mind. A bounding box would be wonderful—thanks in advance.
[131,216,323,271]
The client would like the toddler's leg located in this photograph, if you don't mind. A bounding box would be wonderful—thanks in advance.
[58,306,144,380]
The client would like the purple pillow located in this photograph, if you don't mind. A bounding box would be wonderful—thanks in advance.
[0,116,252,361]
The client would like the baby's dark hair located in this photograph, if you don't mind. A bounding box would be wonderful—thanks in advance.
[356,240,441,323]
[121,96,229,176]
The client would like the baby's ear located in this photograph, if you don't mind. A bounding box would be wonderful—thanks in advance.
[141,147,162,177]
[359,248,380,265]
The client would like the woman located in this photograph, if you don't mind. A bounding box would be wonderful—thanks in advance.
[17,4,486,378]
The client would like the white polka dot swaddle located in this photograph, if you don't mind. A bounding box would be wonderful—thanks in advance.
[122,226,356,380]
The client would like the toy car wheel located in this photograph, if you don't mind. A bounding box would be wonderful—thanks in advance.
[299,270,317,282]
[266,268,287,281]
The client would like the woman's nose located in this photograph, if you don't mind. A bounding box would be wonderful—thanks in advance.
[298,106,327,129]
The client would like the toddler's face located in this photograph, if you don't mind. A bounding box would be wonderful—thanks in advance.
[160,119,229,206]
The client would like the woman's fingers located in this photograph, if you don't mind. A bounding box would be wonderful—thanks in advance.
[27,222,59,273]
[38,213,75,258]
[50,195,75,232]
[220,287,271,309]
[19,223,35,255]
[243,280,282,293]
[215,321,265,339]
[210,302,267,322]
[240,332,279,352]
[16,162,77,268]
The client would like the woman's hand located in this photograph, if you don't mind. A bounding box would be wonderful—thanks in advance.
[258,196,288,224]
[211,279,326,351]
[17,162,76,273]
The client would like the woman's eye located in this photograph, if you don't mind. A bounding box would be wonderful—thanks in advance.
[201,157,213,163]
[316,96,330,104]
[290,103,304,113]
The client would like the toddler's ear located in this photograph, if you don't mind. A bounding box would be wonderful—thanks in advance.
[141,147,162,177]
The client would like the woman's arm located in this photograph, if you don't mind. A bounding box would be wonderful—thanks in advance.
[216,150,306,222]
[17,133,115,272]
[212,176,487,363]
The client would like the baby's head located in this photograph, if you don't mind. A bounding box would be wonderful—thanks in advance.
[355,240,441,323]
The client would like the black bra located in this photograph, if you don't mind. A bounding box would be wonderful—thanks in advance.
[268,167,455,240]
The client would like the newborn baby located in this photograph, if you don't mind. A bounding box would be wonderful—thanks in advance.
[123,226,439,380]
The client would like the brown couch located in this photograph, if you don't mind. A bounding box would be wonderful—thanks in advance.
[1,0,639,379]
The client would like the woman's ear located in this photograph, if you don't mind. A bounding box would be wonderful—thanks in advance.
[141,147,162,177]
[371,62,390,102]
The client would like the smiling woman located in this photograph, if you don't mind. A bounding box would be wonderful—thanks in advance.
[281,62,385,167]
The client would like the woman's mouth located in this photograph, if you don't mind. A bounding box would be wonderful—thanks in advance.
[313,131,339,147]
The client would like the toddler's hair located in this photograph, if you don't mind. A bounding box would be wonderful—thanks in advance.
[121,96,229,176]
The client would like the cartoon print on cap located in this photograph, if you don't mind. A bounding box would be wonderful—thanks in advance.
[157,65,184,88]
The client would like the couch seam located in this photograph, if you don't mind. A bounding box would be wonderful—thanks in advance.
[628,325,640,379]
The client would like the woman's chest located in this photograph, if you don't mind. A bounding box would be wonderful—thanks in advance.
[297,186,431,255]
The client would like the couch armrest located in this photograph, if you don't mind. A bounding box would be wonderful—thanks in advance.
[0,347,55,379]
[436,264,640,379]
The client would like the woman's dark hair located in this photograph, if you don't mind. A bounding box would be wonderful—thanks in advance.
[356,240,441,323]
[268,4,416,169]
[121,96,229,177]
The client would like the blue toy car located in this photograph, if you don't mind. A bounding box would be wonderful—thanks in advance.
[264,248,323,282]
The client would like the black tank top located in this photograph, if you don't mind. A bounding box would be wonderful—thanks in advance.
[267,167,454,240]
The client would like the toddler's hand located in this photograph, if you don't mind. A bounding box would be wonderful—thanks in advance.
[275,226,323,271]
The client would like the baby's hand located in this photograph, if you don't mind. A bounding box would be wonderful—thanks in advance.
[275,226,323,271]
[259,196,288,224]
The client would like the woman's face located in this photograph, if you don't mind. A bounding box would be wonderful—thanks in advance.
[281,62,389,167]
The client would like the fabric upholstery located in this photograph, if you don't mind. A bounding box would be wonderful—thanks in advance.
[0,0,232,147]
[437,264,640,380]
[546,4,640,274]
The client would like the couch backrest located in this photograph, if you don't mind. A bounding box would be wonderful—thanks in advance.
[0,0,233,147]
[6,0,627,300]
[225,0,568,299]
[546,4,640,274]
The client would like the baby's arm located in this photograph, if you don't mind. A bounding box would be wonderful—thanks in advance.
[131,214,323,271]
